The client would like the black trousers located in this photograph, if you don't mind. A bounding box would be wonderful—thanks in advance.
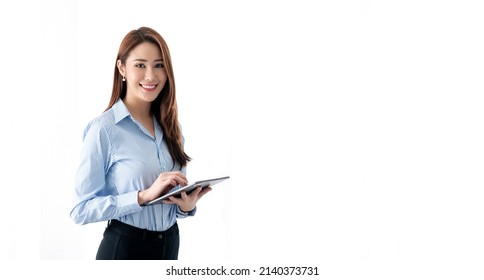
[96,219,180,260]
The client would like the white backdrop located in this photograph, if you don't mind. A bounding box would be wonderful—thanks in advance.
[1,0,484,279]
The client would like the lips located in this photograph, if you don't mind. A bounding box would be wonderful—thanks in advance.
[140,84,157,89]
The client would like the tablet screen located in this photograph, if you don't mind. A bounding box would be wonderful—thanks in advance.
[142,176,230,206]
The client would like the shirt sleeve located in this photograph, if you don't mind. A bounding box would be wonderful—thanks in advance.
[70,121,142,225]
[177,206,196,218]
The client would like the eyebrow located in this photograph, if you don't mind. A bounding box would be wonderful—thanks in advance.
[132,58,163,62]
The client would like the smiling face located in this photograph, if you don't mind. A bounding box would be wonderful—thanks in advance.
[117,42,168,106]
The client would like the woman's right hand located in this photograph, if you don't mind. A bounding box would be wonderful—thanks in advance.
[137,171,188,205]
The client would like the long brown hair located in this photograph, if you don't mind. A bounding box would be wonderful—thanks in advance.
[105,27,190,167]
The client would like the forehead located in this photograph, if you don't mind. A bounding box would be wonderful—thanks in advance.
[128,42,162,60]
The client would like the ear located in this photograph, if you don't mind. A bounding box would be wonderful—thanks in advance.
[117,60,126,77]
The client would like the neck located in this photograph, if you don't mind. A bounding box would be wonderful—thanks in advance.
[123,96,152,120]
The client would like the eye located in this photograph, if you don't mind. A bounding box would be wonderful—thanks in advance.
[155,63,164,68]
[135,64,145,68]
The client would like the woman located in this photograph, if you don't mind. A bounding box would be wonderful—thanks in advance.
[70,27,211,260]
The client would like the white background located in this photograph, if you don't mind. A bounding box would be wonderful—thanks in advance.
[1,0,484,279]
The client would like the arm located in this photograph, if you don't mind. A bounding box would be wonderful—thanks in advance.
[70,121,141,225]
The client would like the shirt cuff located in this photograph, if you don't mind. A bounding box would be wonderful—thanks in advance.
[116,191,143,215]
[177,206,197,218]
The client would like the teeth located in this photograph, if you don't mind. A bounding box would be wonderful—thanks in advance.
[141,84,156,89]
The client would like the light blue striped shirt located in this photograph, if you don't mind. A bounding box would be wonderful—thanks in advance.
[70,99,195,231]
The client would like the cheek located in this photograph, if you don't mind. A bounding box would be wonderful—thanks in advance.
[159,70,168,84]
[127,69,143,81]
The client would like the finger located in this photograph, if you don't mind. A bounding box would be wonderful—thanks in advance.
[172,174,188,186]
[190,187,202,197]
[162,179,181,190]
[171,170,187,179]
[159,171,187,185]
[163,199,175,204]
[198,186,212,198]
[181,191,188,200]
[169,171,184,176]
[166,196,182,204]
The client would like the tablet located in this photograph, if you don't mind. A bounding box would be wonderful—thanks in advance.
[142,176,230,206]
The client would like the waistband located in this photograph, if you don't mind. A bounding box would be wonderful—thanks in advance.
[107,219,178,240]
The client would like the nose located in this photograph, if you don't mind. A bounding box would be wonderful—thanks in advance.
[145,67,154,81]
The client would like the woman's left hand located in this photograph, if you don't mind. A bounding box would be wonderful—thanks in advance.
[164,186,212,212]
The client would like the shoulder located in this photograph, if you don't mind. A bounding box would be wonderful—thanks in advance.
[82,109,116,141]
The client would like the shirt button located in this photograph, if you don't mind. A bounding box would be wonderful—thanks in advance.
[158,234,163,239]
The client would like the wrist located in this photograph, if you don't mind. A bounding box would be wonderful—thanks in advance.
[179,206,194,213]
[137,191,147,205]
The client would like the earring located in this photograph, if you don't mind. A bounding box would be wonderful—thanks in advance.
[122,76,126,81]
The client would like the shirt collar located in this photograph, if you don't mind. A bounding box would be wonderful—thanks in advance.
[112,99,163,140]
[112,99,131,124]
